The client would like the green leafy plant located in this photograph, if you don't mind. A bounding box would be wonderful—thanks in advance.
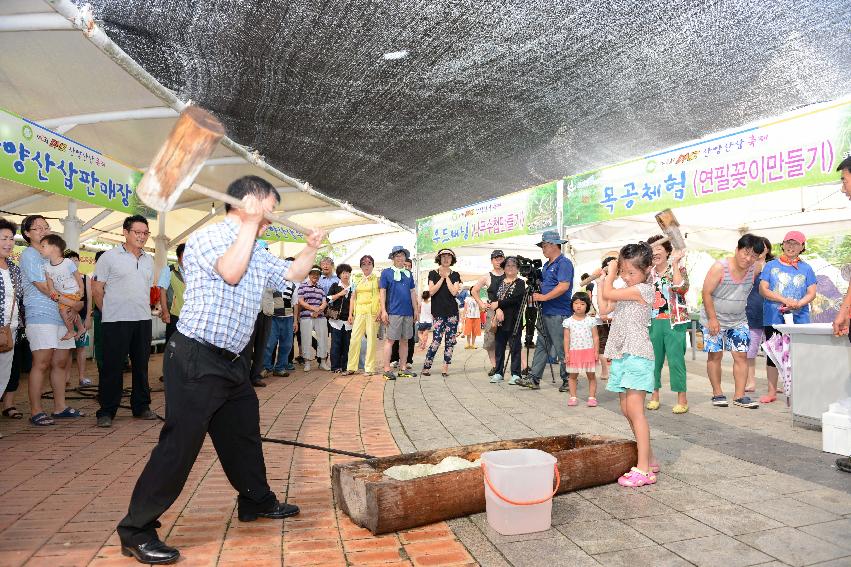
[563,172,605,227]
[526,183,557,232]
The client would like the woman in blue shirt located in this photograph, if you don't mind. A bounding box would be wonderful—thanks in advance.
[758,231,817,404]
[19,215,84,425]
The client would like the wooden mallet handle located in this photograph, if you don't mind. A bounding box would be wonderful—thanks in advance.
[190,184,298,227]
[580,269,602,287]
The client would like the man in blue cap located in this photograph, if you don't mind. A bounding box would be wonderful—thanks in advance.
[515,231,574,390]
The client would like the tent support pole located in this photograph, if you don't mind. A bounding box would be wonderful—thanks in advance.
[61,199,83,251]
[80,220,123,243]
[80,209,112,232]
[171,207,223,245]
[1,192,51,211]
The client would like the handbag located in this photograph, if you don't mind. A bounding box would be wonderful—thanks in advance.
[0,292,17,353]
[487,279,517,335]
[325,304,342,320]
[325,285,348,320]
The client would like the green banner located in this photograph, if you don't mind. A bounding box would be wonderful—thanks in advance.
[262,224,306,243]
[416,181,558,253]
[0,107,155,216]
[563,100,851,227]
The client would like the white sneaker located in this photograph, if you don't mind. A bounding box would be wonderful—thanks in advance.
[79,377,93,387]
[319,361,331,371]
[390,361,399,368]
[304,361,312,372]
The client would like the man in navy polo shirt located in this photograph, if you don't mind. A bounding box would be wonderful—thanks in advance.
[516,231,574,390]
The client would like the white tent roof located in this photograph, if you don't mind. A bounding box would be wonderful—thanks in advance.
[0,0,409,257]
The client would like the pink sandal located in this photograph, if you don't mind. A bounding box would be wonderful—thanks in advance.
[567,397,578,407]
[617,467,656,487]
[587,397,598,407]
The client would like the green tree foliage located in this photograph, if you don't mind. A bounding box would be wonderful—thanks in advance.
[526,183,557,232]
[416,218,434,254]
[563,172,605,227]
[803,234,851,269]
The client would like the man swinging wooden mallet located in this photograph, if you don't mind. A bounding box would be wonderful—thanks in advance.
[117,107,325,564]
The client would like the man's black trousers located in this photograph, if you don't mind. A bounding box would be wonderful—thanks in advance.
[97,319,152,418]
[250,313,271,380]
[117,331,276,545]
[495,327,522,376]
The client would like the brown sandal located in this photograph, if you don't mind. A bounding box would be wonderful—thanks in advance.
[2,407,23,419]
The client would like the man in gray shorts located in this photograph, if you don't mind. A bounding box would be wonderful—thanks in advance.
[379,246,419,380]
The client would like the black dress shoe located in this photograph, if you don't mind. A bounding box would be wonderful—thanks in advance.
[238,500,300,522]
[252,378,267,388]
[134,409,159,420]
[121,539,180,564]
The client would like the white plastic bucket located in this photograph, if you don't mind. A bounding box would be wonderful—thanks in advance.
[481,449,559,535]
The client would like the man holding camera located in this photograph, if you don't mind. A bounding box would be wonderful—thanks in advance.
[516,231,574,390]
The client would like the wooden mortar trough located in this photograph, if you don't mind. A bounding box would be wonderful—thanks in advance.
[332,434,637,535]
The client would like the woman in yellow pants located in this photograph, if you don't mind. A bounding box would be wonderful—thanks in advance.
[345,255,380,375]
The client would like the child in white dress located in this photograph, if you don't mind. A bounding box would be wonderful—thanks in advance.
[562,292,599,407]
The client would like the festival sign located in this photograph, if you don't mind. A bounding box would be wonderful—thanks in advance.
[262,224,307,243]
[416,181,558,253]
[0,107,154,216]
[563,100,851,227]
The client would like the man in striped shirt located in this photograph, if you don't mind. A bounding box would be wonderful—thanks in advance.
[297,266,329,371]
[117,176,324,565]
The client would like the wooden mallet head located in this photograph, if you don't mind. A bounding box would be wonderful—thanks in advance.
[136,106,226,212]
[654,208,686,250]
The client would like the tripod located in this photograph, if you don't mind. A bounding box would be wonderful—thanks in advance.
[499,285,558,384]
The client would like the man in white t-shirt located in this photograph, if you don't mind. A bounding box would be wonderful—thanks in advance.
[92,215,158,428]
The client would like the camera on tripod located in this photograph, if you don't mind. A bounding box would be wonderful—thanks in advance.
[515,256,543,292]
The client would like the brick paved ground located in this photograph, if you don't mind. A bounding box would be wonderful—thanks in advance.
[2,344,850,567]
[385,346,851,567]
[0,354,474,567]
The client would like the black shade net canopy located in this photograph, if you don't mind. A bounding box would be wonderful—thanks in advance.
[85,0,851,227]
